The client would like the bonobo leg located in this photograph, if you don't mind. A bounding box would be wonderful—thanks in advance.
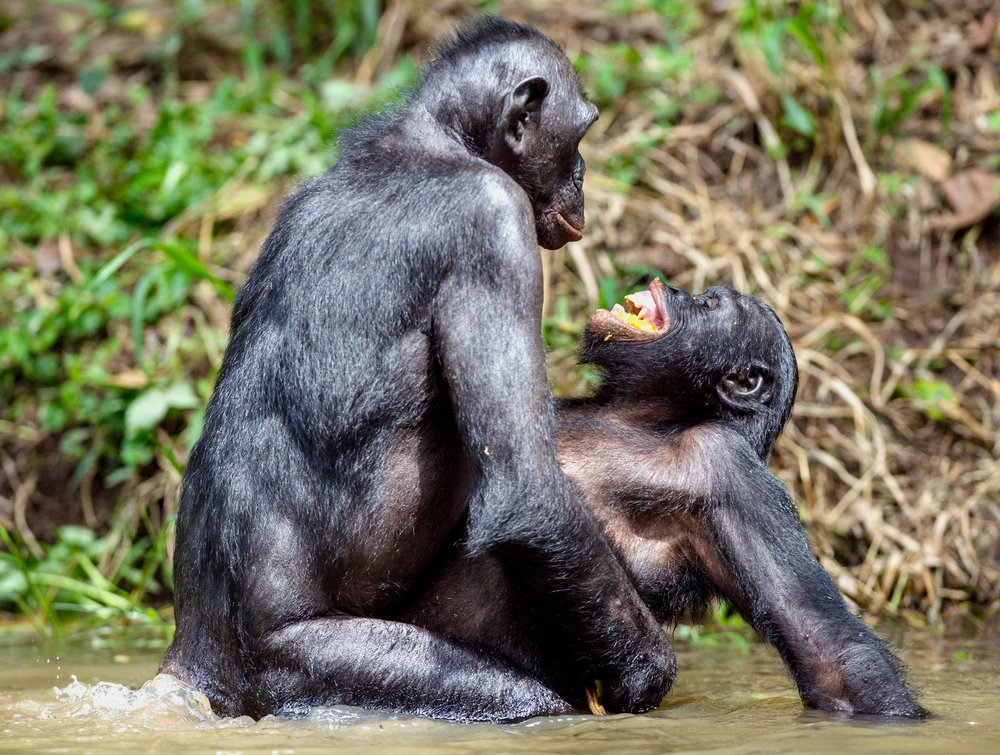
[246,616,576,722]
[699,471,926,718]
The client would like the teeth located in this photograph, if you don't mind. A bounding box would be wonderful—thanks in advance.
[624,290,660,327]
[611,306,657,333]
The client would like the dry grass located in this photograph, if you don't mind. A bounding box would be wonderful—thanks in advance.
[511,0,1000,624]
[3,0,999,627]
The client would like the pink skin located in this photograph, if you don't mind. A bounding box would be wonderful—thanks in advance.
[590,278,671,340]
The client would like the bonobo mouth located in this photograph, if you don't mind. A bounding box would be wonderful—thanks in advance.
[553,211,584,242]
[587,278,671,341]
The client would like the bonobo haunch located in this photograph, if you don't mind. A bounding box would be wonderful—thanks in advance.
[404,280,926,719]
[160,17,674,722]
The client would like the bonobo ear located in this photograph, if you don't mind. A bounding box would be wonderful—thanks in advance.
[717,367,769,408]
[504,76,549,156]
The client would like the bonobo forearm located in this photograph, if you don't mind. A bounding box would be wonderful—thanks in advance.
[468,465,676,713]
[704,478,925,718]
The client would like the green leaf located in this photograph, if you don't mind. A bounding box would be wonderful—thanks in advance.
[125,382,200,437]
[89,239,152,290]
[39,402,68,431]
[900,378,957,422]
[131,264,165,368]
[599,277,619,310]
[57,525,97,550]
[321,80,362,111]
[762,21,787,76]
[156,241,235,302]
[0,558,28,598]
[781,92,815,137]
[126,388,169,436]
[788,11,826,70]
[162,382,200,410]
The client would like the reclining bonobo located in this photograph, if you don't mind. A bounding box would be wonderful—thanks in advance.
[403,279,926,719]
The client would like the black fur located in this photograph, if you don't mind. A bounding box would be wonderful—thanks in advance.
[160,17,674,722]
[403,282,927,719]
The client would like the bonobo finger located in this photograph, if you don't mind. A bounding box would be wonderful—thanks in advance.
[601,633,676,714]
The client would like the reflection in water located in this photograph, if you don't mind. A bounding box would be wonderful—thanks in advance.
[2,630,999,753]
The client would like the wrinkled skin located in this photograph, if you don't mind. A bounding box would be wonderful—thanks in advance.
[403,281,927,720]
[160,17,674,722]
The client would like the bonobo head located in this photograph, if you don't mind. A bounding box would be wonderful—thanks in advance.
[584,280,798,458]
[419,17,598,249]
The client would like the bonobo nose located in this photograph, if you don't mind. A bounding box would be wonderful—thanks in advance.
[667,285,691,302]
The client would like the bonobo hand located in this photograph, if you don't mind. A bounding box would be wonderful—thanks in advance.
[601,626,676,713]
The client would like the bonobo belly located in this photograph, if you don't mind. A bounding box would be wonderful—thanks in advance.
[334,424,473,614]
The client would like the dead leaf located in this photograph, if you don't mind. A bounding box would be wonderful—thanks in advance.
[107,370,149,390]
[969,6,998,50]
[893,139,951,183]
[35,242,61,275]
[931,168,1000,231]
[58,234,83,284]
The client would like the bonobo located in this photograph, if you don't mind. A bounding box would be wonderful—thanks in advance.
[160,17,674,721]
[404,279,926,719]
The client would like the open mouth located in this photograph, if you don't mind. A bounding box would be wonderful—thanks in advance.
[588,278,671,339]
[553,212,584,242]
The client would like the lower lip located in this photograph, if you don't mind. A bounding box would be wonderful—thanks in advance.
[554,213,584,241]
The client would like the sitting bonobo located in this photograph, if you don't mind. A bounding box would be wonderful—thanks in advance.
[161,17,672,723]
[403,279,926,719]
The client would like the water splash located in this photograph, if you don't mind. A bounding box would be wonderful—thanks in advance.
[25,674,218,726]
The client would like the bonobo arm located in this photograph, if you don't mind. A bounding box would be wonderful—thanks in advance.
[432,191,674,713]
[696,432,926,718]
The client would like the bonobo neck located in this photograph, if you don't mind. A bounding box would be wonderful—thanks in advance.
[412,72,502,160]
[741,412,782,462]
[557,393,695,433]
[559,390,780,461]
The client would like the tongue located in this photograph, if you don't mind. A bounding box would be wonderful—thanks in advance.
[625,290,662,328]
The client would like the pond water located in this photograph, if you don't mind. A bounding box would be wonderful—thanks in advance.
[1,626,998,753]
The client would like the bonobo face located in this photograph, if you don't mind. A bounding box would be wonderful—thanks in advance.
[491,65,598,249]
[585,280,798,434]
[522,89,597,250]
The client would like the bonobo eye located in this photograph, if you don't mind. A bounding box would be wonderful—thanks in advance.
[721,368,765,398]
[697,295,719,309]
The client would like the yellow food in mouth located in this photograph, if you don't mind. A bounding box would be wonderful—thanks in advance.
[611,306,658,333]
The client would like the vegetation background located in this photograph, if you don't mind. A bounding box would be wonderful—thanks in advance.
[1,0,998,640]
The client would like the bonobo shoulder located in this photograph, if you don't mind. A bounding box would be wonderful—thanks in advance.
[452,168,538,255]
[473,169,534,224]
[671,422,769,488]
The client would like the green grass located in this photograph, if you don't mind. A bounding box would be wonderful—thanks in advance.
[0,0,413,629]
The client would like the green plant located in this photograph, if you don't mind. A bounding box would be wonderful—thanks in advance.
[841,244,892,320]
[871,62,952,138]
[737,0,845,142]
[0,522,172,634]
[674,601,751,650]
[897,378,957,423]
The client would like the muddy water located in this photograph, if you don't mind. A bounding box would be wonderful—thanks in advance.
[2,627,998,753]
